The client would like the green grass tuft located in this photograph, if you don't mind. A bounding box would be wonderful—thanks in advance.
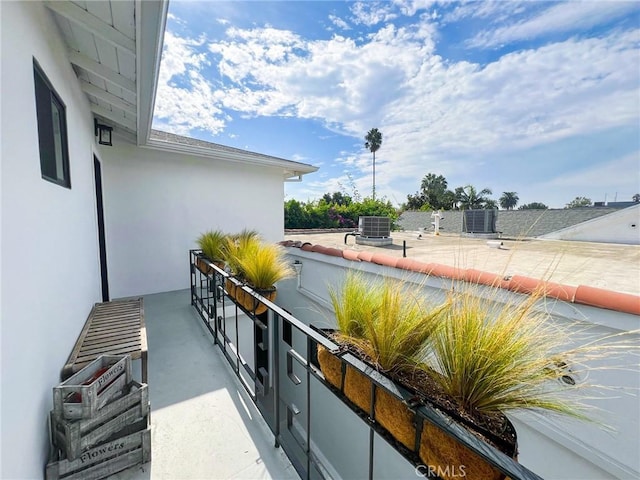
[236,242,294,289]
[197,230,228,262]
[422,288,637,419]
[330,272,448,372]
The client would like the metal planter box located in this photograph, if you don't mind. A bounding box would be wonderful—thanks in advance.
[53,355,132,420]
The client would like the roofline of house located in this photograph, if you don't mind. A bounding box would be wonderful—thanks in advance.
[136,0,170,146]
[127,3,317,179]
[143,130,318,179]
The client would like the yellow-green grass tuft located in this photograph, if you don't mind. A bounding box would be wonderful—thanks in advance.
[222,232,261,278]
[422,288,638,420]
[197,229,228,262]
[330,272,448,372]
[235,242,294,290]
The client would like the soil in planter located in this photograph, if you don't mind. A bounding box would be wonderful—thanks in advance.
[317,334,518,480]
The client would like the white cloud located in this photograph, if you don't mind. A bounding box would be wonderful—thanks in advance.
[205,22,435,132]
[391,0,436,17]
[195,21,637,159]
[154,31,228,135]
[469,1,640,48]
[156,11,639,205]
[385,30,639,151]
[158,23,639,150]
[350,2,398,26]
[328,14,350,31]
[443,1,528,24]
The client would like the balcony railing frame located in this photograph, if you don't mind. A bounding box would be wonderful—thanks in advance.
[189,249,542,480]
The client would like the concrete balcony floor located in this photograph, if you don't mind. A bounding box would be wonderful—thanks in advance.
[110,289,299,480]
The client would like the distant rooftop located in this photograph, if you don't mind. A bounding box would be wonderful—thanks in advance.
[283,231,640,299]
[398,208,630,239]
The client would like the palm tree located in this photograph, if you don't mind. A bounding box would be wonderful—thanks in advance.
[499,192,519,210]
[364,128,382,200]
[455,185,493,210]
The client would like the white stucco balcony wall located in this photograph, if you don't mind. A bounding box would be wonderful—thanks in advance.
[1,2,103,478]
[98,142,286,298]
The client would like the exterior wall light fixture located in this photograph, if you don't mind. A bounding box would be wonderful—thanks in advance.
[94,119,113,146]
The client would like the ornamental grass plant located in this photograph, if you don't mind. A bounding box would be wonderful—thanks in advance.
[321,270,637,480]
[328,272,448,372]
[222,230,261,280]
[219,230,293,313]
[323,272,451,450]
[236,242,294,290]
[420,287,638,422]
[197,229,228,264]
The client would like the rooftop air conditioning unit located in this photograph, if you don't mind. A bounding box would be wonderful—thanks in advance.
[359,216,391,238]
[462,209,497,234]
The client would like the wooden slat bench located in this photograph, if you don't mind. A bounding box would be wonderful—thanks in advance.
[61,298,147,383]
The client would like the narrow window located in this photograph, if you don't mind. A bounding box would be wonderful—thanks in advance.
[33,59,71,188]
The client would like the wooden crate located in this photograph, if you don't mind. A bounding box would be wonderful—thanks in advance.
[46,428,151,480]
[52,381,149,461]
[53,355,132,420]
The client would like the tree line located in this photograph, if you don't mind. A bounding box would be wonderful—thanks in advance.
[403,173,547,211]
[284,172,639,229]
[285,194,398,229]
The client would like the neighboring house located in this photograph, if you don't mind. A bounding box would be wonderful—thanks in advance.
[540,204,640,244]
[399,207,640,244]
[594,201,638,208]
[0,1,316,478]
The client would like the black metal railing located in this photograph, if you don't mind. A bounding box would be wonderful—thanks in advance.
[189,249,541,480]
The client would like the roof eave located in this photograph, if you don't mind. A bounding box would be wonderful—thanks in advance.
[143,138,318,178]
[136,0,169,146]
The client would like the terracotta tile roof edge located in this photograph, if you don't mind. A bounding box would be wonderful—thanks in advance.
[278,241,640,316]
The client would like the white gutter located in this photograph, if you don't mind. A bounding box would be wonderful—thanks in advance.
[143,137,318,179]
[136,0,170,146]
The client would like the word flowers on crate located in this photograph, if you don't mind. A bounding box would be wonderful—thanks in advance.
[47,354,150,480]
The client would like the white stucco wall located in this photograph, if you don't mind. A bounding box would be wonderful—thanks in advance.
[98,143,286,299]
[1,2,102,478]
[541,205,640,244]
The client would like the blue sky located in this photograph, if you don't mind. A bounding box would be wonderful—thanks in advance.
[152,1,640,208]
